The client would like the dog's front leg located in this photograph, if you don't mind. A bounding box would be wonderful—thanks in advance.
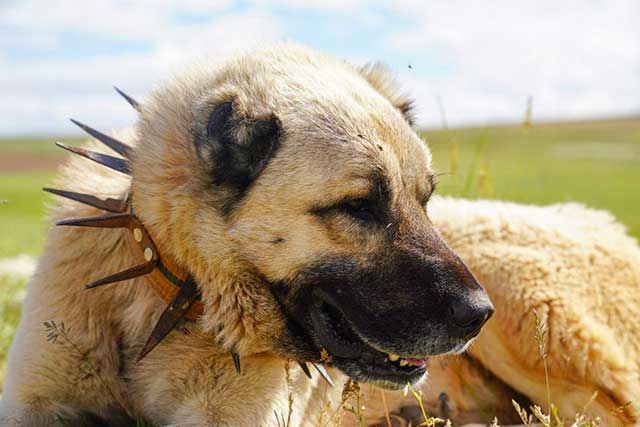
[128,336,336,427]
[127,333,345,427]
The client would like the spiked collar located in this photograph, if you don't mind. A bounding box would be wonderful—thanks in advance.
[44,106,206,361]
[44,87,335,385]
[47,193,205,362]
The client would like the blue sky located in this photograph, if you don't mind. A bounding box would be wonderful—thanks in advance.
[1,0,638,135]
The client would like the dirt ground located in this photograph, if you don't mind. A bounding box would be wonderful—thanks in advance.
[0,155,62,173]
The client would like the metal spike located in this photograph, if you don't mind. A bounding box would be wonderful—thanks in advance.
[43,188,127,213]
[231,351,241,374]
[56,213,130,228]
[69,119,133,159]
[136,276,199,361]
[312,363,334,387]
[297,361,312,379]
[85,262,154,289]
[56,142,131,175]
[114,86,141,112]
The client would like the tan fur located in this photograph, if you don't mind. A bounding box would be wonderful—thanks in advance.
[431,198,640,426]
[359,63,415,125]
[2,44,639,427]
[364,199,640,426]
[2,44,430,426]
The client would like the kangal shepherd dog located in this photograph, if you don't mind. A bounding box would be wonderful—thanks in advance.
[2,44,639,427]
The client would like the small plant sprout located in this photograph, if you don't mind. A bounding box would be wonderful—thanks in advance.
[43,320,133,419]
[320,348,333,365]
[531,404,551,427]
[510,311,606,427]
[341,379,365,427]
[273,360,294,427]
[533,309,552,414]
[407,383,446,427]
[523,96,533,133]
[44,320,80,353]
[512,399,533,426]
[611,401,632,418]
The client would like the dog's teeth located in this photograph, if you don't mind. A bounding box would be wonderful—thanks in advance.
[399,359,408,367]
[388,353,400,362]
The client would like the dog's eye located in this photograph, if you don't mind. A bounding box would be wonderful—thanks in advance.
[336,198,377,222]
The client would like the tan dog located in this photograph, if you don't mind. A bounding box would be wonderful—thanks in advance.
[1,44,493,426]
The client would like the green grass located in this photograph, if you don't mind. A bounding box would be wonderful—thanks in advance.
[0,172,57,257]
[0,136,85,258]
[421,117,640,240]
[0,136,82,156]
[0,138,73,388]
[0,275,26,384]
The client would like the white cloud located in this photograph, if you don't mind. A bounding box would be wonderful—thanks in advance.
[0,3,283,135]
[0,0,638,134]
[385,0,640,126]
[1,0,232,41]
[251,0,366,12]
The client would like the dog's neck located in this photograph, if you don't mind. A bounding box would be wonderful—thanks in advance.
[124,202,203,321]
[51,184,209,360]
[113,199,212,360]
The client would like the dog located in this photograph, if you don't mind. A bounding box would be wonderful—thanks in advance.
[1,44,493,426]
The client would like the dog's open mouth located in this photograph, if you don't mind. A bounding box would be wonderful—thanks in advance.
[309,298,429,388]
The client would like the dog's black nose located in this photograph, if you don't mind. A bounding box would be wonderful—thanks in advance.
[449,296,494,337]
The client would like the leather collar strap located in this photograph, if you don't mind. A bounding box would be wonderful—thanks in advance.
[126,205,204,321]
[52,195,204,360]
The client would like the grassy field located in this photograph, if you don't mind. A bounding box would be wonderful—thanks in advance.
[424,116,640,240]
[0,117,639,396]
[0,136,82,258]
[1,118,639,260]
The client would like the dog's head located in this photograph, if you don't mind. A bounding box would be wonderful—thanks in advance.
[131,44,493,389]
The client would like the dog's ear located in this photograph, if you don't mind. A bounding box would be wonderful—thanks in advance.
[194,101,281,194]
[359,63,415,126]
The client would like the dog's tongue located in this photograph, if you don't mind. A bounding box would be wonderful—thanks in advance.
[404,357,430,368]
